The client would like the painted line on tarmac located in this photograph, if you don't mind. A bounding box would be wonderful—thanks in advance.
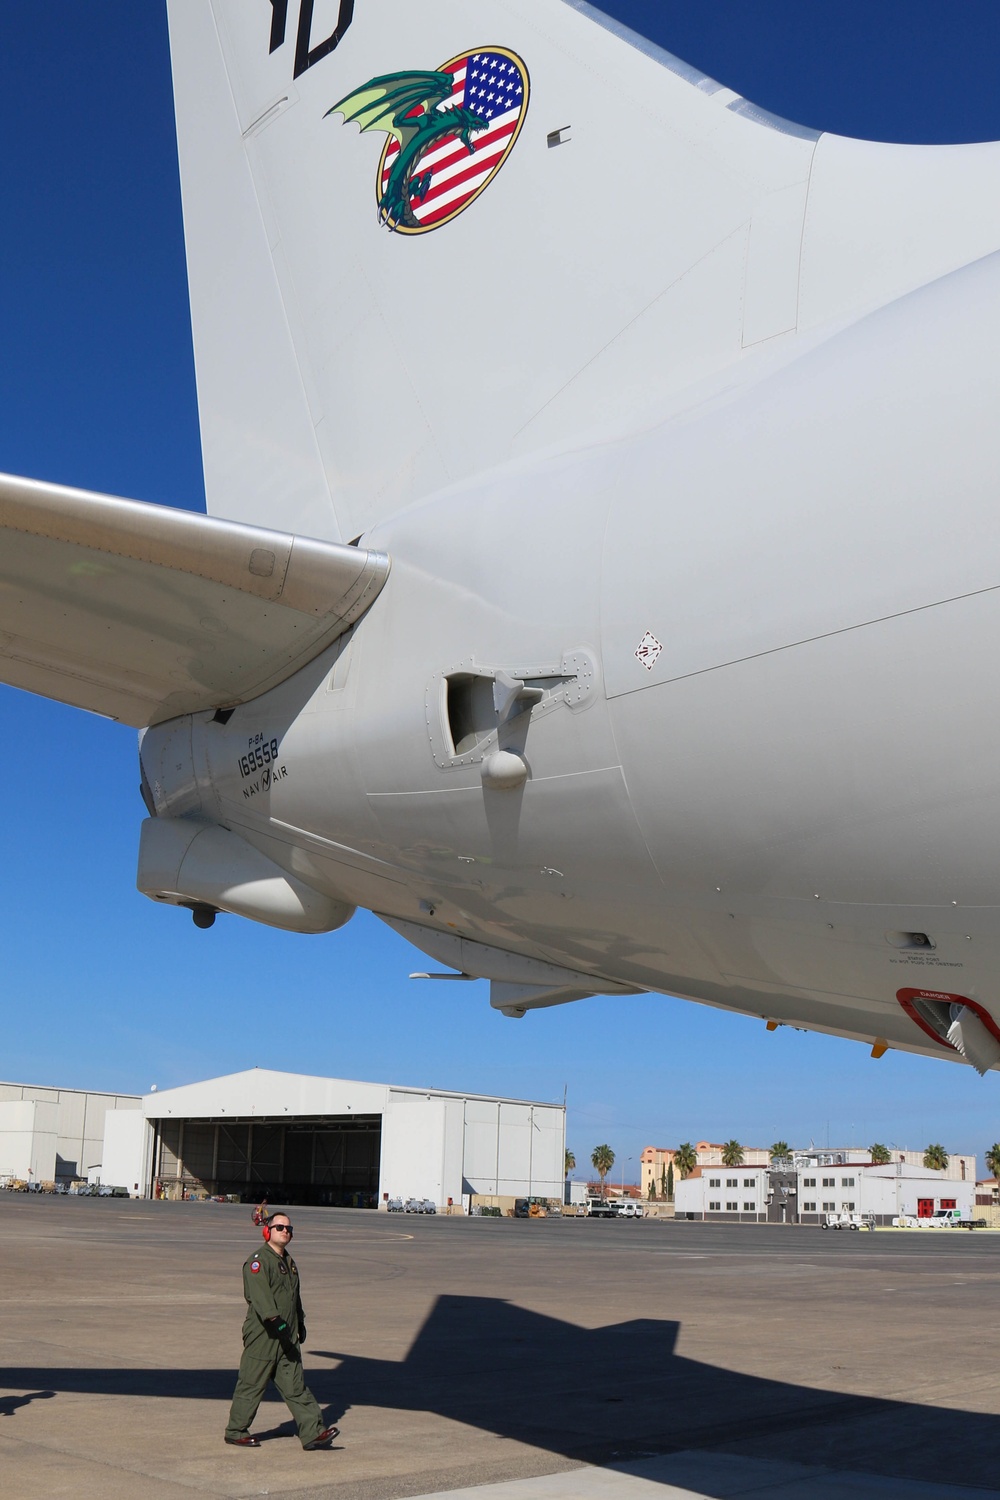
[15,1293,231,1305]
[297,1232,416,1243]
[876,1227,1000,1233]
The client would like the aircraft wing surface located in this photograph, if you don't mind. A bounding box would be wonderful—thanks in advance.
[0,473,389,726]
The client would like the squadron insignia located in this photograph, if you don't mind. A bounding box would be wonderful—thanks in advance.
[327,48,529,233]
[250,1260,261,1273]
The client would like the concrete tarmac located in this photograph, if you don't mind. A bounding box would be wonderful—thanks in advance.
[2,1197,999,1500]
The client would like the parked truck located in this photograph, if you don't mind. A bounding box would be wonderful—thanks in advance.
[893,1208,987,1228]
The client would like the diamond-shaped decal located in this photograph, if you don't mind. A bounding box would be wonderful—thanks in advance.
[634,631,662,670]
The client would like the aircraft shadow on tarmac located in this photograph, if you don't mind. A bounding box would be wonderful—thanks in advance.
[3,1297,994,1490]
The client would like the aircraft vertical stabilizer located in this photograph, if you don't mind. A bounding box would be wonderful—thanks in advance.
[167,1,1000,544]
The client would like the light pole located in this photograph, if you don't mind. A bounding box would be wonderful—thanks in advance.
[621,1156,633,1198]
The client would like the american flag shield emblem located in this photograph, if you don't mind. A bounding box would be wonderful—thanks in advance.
[376,49,529,233]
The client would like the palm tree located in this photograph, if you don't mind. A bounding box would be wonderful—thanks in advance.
[985,1143,1000,1182]
[565,1148,576,1177]
[770,1140,791,1161]
[721,1140,744,1167]
[591,1144,615,1199]
[869,1143,892,1165]
[673,1143,697,1179]
[923,1143,949,1171]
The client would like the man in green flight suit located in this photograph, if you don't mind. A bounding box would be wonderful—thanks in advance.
[224,1209,338,1449]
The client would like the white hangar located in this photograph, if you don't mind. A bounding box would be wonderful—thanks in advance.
[0,1080,140,1185]
[106,1068,565,1208]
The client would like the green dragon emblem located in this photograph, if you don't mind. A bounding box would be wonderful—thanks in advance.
[327,70,488,231]
[328,49,529,234]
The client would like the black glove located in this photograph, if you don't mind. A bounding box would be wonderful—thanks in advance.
[266,1316,288,1337]
[299,1324,307,1345]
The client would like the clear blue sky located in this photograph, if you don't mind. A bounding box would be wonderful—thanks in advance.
[2,3,999,1178]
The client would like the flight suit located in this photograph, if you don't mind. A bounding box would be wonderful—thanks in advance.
[225,1242,326,1446]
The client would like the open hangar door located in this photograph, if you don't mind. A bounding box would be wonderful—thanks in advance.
[140,1069,566,1207]
[152,1114,381,1206]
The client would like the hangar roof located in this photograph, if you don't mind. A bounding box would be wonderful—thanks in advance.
[142,1068,563,1119]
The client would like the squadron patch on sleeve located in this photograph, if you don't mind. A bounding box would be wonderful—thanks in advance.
[250,1260,261,1273]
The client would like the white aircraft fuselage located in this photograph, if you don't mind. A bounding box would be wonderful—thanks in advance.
[140,241,1000,1065]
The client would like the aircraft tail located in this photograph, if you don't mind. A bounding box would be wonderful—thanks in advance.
[167,1,1000,544]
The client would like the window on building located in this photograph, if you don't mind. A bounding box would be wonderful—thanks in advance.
[803,1201,816,1212]
[743,1201,755,1211]
[804,1177,816,1187]
[708,1201,720,1210]
[842,1201,855,1211]
[822,1177,835,1187]
[842,1177,855,1187]
[822,1200,835,1211]
[709,1177,720,1187]
[744,1178,755,1187]
[726,1201,738,1210]
[726,1178,738,1187]
[941,1198,956,1210]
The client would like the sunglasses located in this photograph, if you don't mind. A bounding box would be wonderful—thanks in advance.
[270,1223,293,1233]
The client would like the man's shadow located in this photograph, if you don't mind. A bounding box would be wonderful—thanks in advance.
[0,1390,55,1417]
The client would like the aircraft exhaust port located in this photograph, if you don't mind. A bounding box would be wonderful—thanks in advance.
[897,987,1000,1075]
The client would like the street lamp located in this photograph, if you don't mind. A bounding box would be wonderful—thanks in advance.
[621,1156,633,1197]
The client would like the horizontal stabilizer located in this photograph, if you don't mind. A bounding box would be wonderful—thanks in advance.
[0,473,389,726]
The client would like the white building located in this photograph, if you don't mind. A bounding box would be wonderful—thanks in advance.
[100,1068,566,1208]
[676,1160,977,1224]
[798,1163,976,1224]
[650,1142,976,1202]
[0,1080,141,1185]
[675,1166,770,1222]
